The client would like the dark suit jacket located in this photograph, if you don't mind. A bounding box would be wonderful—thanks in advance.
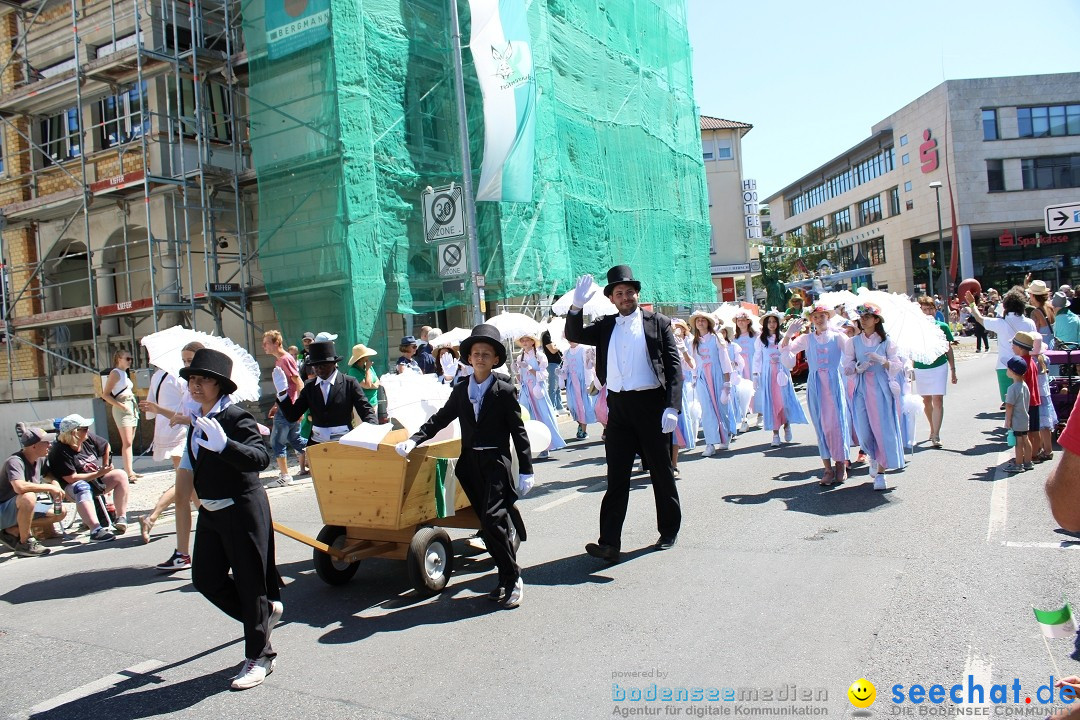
[188,404,271,501]
[409,375,533,476]
[564,308,683,411]
[277,371,376,427]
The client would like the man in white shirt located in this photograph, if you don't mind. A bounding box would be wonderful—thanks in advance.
[565,265,683,563]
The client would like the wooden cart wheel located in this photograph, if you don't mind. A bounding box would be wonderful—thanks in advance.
[313,525,360,586]
[407,527,454,596]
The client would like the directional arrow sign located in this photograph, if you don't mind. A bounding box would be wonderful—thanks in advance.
[1044,201,1080,233]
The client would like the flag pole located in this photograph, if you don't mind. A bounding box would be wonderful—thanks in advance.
[448,0,485,326]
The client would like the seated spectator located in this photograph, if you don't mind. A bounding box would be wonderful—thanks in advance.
[47,414,129,541]
[0,427,63,557]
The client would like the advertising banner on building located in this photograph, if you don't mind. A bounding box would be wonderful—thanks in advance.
[469,0,536,202]
[266,0,330,61]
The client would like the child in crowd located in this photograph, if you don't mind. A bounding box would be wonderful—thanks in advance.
[1003,356,1031,473]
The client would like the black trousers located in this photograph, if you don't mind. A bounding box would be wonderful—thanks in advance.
[192,490,281,660]
[456,449,520,586]
[601,388,681,549]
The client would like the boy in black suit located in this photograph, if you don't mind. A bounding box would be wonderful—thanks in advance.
[395,324,532,608]
[180,349,280,690]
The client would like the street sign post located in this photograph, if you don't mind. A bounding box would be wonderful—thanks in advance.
[1044,202,1080,234]
[438,240,467,278]
[422,184,467,243]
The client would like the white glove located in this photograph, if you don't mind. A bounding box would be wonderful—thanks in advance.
[866,352,885,365]
[720,385,730,405]
[660,408,679,434]
[194,416,227,454]
[272,366,289,395]
[395,439,417,458]
[572,274,597,309]
[518,473,535,496]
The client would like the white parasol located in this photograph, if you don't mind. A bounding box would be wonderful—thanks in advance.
[854,288,949,365]
[429,326,471,349]
[487,312,543,341]
[550,279,618,318]
[140,326,262,402]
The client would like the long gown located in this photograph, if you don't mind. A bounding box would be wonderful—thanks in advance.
[692,333,734,446]
[560,345,597,426]
[674,337,700,450]
[514,349,567,451]
[733,333,760,415]
[785,329,853,463]
[842,333,906,471]
[751,336,807,431]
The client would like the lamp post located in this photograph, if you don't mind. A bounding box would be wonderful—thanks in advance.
[919,251,935,296]
[928,180,948,299]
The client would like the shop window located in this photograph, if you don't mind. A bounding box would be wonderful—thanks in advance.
[982,109,998,140]
[986,159,1005,192]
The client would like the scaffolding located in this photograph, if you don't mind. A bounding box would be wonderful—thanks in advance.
[0,0,261,401]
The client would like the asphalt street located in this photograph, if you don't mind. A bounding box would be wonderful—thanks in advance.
[2,340,1078,720]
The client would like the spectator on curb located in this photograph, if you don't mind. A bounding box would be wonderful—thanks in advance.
[0,427,62,557]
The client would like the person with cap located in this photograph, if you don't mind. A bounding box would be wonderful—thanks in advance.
[395,323,532,608]
[345,343,380,410]
[178,348,280,690]
[964,287,1037,407]
[274,338,376,446]
[395,336,423,375]
[1026,279,1056,350]
[781,303,854,486]
[842,303,906,491]
[47,414,128,540]
[565,265,683,562]
[262,330,307,488]
[0,426,62,557]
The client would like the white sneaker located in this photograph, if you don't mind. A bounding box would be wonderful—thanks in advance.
[265,475,294,489]
[740,420,749,433]
[771,434,780,447]
[702,444,715,457]
[873,475,886,491]
[502,577,523,609]
[230,658,267,689]
[783,426,793,443]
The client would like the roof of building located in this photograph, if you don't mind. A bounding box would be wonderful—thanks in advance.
[700,115,753,134]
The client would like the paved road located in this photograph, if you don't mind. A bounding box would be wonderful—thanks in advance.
[2,343,1077,720]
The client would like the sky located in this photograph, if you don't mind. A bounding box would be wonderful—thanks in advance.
[685,0,1080,202]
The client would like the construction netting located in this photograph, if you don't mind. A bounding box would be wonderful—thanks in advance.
[243,0,713,355]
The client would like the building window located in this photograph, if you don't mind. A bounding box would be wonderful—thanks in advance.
[889,186,900,216]
[986,159,1005,192]
[100,82,149,148]
[1018,105,1080,138]
[904,181,912,192]
[40,108,81,165]
[858,195,882,226]
[899,134,908,146]
[1021,155,1080,190]
[787,146,894,216]
[832,207,851,235]
[982,109,998,140]
[864,238,886,266]
[901,153,910,165]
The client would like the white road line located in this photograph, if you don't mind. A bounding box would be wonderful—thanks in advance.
[29,659,164,714]
[533,482,605,512]
[961,646,993,707]
[986,450,1012,543]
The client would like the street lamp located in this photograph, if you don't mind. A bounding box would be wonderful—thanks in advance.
[928,180,948,298]
[919,251,935,296]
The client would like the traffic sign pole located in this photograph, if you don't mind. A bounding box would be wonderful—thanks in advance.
[449,0,484,327]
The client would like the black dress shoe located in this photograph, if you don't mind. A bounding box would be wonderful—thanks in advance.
[654,536,677,550]
[585,542,620,562]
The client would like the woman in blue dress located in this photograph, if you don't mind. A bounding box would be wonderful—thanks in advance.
[690,311,733,456]
[782,304,854,486]
[514,334,567,457]
[841,303,905,491]
[560,341,597,439]
[752,309,807,448]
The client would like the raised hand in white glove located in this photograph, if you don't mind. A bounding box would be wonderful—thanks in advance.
[572,274,597,309]
[660,408,679,434]
[720,385,730,405]
[272,366,289,396]
[395,439,417,458]
[518,473,535,496]
[194,416,228,454]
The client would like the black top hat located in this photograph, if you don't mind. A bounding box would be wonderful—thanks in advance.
[179,348,238,396]
[459,324,506,368]
[306,340,342,365]
[603,264,641,297]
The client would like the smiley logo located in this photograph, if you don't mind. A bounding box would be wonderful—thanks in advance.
[848,678,876,708]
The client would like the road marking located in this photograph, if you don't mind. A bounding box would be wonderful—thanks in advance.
[961,646,993,707]
[533,482,605,512]
[29,659,164,714]
[986,451,1011,543]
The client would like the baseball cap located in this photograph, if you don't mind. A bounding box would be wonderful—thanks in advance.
[1006,357,1028,376]
[20,426,55,446]
[58,414,94,434]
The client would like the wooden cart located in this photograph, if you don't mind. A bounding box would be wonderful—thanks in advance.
[273,429,512,596]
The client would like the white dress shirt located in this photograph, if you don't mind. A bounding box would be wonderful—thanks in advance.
[606,309,660,392]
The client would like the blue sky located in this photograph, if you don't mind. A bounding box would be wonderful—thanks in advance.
[686,0,1080,201]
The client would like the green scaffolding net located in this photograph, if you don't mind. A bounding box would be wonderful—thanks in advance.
[243,0,713,356]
